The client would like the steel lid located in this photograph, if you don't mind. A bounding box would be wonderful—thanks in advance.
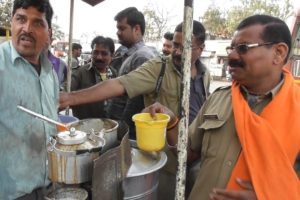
[127,148,167,177]
[57,127,87,145]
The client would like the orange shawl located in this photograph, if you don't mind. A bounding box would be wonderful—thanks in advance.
[227,69,300,199]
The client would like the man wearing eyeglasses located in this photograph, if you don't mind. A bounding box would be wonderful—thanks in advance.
[59,20,211,200]
[143,14,300,200]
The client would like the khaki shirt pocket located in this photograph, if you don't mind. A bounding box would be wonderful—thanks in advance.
[200,116,227,158]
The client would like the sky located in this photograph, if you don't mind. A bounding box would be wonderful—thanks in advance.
[49,0,300,50]
[49,0,213,49]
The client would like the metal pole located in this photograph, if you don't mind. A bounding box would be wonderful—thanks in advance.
[175,0,194,199]
[65,0,75,115]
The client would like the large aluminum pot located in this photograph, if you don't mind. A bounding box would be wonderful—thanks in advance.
[47,128,105,184]
[123,147,167,200]
[70,118,119,152]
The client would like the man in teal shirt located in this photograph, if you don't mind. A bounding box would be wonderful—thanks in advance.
[0,0,58,199]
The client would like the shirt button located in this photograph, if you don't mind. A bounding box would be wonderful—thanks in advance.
[226,160,232,166]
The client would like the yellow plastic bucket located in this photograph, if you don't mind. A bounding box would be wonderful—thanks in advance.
[132,113,170,152]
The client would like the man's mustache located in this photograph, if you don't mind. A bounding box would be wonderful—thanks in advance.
[172,54,181,61]
[94,60,104,64]
[19,32,35,42]
[228,59,245,68]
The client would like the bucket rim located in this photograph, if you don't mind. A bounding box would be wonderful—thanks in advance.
[132,113,170,123]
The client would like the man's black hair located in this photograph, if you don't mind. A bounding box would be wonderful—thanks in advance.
[12,0,53,28]
[237,14,291,63]
[164,32,174,41]
[91,36,115,55]
[114,7,146,35]
[72,43,82,51]
[174,20,206,43]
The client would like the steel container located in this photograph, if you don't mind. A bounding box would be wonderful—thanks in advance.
[47,129,105,184]
[123,148,167,200]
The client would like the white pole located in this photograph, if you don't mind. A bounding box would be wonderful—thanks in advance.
[175,0,194,199]
[65,0,74,115]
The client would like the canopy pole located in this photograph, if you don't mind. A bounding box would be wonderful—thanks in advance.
[65,0,75,115]
[175,0,194,199]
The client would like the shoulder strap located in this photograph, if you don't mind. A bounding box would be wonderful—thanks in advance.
[154,56,167,101]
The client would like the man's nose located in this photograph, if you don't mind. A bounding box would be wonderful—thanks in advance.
[174,48,182,54]
[96,54,103,59]
[116,30,121,37]
[22,22,33,33]
[227,49,240,60]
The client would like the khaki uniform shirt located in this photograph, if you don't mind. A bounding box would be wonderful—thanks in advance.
[118,56,211,117]
[188,81,284,200]
[119,55,211,200]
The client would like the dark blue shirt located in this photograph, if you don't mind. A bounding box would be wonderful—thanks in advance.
[189,59,206,124]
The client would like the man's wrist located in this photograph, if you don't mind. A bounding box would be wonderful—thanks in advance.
[167,116,179,131]
[69,91,77,106]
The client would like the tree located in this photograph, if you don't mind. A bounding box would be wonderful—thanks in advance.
[52,22,65,41]
[0,0,12,28]
[143,3,173,42]
[201,0,294,39]
[200,5,227,39]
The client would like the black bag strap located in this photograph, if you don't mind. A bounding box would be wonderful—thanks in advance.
[154,56,166,101]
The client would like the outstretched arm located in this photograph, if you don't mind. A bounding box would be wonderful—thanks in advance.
[59,78,125,110]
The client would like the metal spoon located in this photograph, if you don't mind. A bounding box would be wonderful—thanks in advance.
[17,105,68,131]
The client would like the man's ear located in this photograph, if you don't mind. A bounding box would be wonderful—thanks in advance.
[201,43,205,50]
[134,24,142,36]
[273,42,289,65]
[48,28,53,41]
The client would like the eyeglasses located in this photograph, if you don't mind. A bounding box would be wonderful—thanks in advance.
[226,42,275,55]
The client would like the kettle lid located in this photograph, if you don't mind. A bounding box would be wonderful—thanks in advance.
[57,127,87,145]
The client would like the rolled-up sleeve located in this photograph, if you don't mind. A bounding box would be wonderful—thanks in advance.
[117,59,161,98]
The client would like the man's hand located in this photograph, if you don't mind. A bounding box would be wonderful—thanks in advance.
[142,102,176,125]
[209,178,257,200]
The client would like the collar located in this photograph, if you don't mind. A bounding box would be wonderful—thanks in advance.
[10,41,52,74]
[125,40,145,56]
[87,62,93,70]
[195,59,206,75]
[169,57,206,76]
[10,41,22,63]
[241,73,284,101]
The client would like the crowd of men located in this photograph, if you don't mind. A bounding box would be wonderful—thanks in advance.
[0,0,299,200]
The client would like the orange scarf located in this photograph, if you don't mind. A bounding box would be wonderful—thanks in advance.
[227,69,300,199]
